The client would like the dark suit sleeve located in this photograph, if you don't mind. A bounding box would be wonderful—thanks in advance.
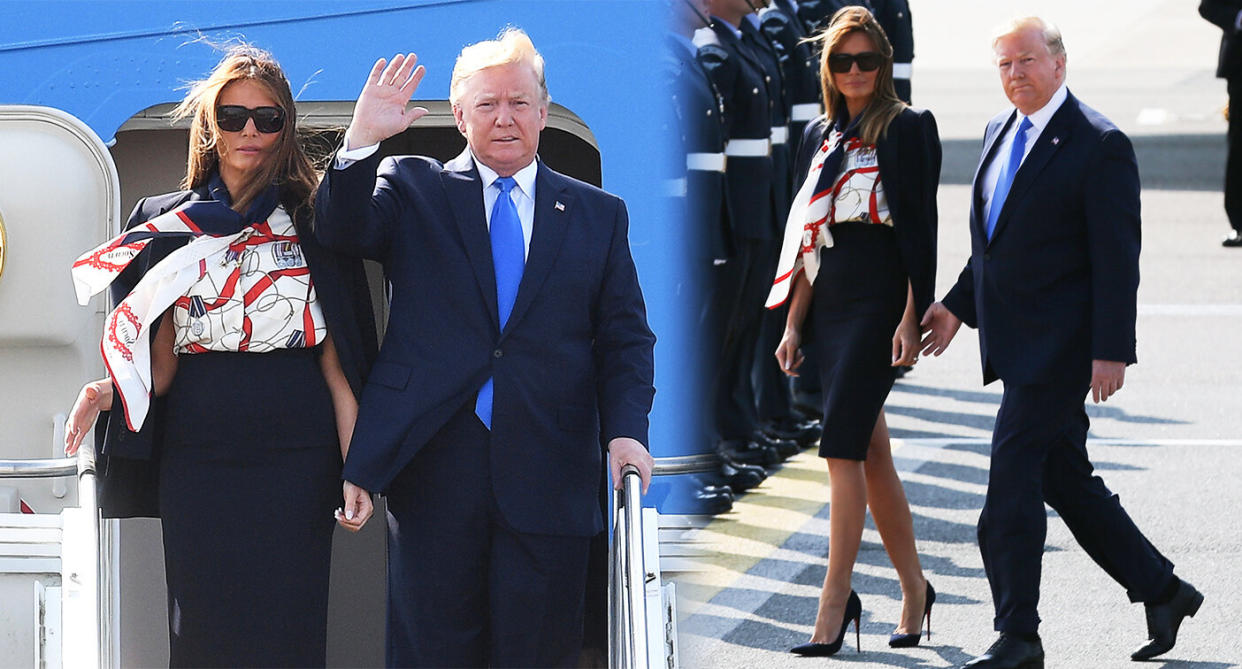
[908,109,941,316]
[1085,130,1141,364]
[593,197,657,449]
[1200,0,1242,32]
[941,263,977,328]
[314,152,403,261]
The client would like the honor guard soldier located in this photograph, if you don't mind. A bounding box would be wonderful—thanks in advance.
[761,0,825,168]
[871,0,915,102]
[696,1,788,466]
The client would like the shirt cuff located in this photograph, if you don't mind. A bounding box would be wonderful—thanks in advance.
[333,142,381,170]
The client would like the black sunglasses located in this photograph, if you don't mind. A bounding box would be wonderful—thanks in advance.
[828,52,884,74]
[216,105,286,133]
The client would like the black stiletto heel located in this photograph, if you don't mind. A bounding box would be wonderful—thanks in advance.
[889,581,935,648]
[791,590,862,656]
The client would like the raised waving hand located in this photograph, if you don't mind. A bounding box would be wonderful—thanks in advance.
[345,53,429,149]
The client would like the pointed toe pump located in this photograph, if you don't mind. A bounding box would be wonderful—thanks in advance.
[888,581,935,648]
[791,590,863,656]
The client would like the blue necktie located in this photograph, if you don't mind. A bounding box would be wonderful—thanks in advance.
[475,176,525,429]
[984,116,1033,241]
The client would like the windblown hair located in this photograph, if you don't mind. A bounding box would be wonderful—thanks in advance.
[991,16,1066,59]
[449,27,550,108]
[813,6,905,145]
[172,45,317,215]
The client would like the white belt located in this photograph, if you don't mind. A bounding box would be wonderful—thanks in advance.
[686,152,727,172]
[724,138,771,157]
[770,126,789,145]
[790,103,822,122]
[893,62,912,79]
[664,177,687,198]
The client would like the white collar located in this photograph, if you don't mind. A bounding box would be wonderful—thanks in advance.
[470,150,538,199]
[1019,82,1068,134]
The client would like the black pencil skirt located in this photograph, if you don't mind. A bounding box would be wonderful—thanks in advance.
[810,222,908,460]
[158,348,341,668]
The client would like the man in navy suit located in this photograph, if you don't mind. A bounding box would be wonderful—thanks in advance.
[315,29,656,667]
[920,17,1202,668]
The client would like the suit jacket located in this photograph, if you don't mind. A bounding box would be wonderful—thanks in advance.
[667,36,733,262]
[942,91,1141,387]
[698,19,776,240]
[1200,0,1242,80]
[794,107,941,317]
[315,149,656,537]
[95,185,377,517]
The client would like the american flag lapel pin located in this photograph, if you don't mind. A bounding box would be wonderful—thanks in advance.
[1051,137,1060,145]
[554,201,565,212]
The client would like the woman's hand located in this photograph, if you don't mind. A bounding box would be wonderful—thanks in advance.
[64,379,112,455]
[775,327,805,377]
[892,317,920,367]
[336,481,374,532]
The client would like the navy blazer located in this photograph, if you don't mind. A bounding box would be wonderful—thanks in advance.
[1200,0,1242,80]
[942,91,1141,386]
[95,186,378,517]
[315,149,656,538]
[795,107,941,317]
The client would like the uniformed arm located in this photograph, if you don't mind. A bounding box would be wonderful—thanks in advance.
[315,54,429,260]
[1085,129,1142,402]
[594,198,657,492]
[1199,0,1242,32]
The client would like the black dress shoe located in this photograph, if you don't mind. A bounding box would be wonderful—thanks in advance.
[763,418,822,446]
[1131,578,1203,661]
[1224,230,1242,247]
[718,460,764,493]
[752,431,799,458]
[961,634,1044,669]
[719,439,782,467]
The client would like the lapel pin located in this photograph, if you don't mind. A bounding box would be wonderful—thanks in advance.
[1051,137,1060,145]
[554,201,565,212]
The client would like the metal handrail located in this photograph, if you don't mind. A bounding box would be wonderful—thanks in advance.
[650,453,720,476]
[0,438,103,668]
[610,464,654,669]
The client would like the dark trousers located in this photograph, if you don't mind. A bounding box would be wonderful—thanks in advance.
[1227,77,1241,232]
[715,238,768,440]
[384,404,591,668]
[755,236,793,424]
[980,380,1176,635]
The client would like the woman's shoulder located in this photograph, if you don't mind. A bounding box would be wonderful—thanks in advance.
[125,189,195,229]
[893,105,936,127]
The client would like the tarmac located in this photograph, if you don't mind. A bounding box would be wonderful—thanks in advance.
[671,2,1242,667]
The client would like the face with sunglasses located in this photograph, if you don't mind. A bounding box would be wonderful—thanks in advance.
[828,32,884,109]
[214,80,284,187]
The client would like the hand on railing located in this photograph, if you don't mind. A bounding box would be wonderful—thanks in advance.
[65,378,112,456]
[608,437,653,493]
[335,480,373,532]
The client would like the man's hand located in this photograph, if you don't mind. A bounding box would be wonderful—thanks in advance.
[774,327,804,377]
[345,53,429,149]
[1090,360,1126,403]
[608,437,654,493]
[920,302,963,357]
[335,480,374,532]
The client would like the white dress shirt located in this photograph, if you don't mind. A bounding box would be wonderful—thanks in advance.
[981,82,1068,223]
[334,143,537,260]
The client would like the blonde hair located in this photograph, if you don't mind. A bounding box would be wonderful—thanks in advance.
[813,6,905,146]
[172,44,318,215]
[991,16,1066,58]
[449,27,549,107]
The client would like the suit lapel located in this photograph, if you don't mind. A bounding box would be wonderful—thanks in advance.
[440,151,499,332]
[989,96,1075,244]
[501,163,572,340]
[972,112,1014,239]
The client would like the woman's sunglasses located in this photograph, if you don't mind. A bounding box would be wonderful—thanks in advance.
[828,52,884,74]
[216,105,286,133]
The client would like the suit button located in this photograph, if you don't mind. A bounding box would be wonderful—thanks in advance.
[493,349,503,358]
[765,76,771,83]
[984,253,991,261]
[706,109,712,116]
[753,87,760,94]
